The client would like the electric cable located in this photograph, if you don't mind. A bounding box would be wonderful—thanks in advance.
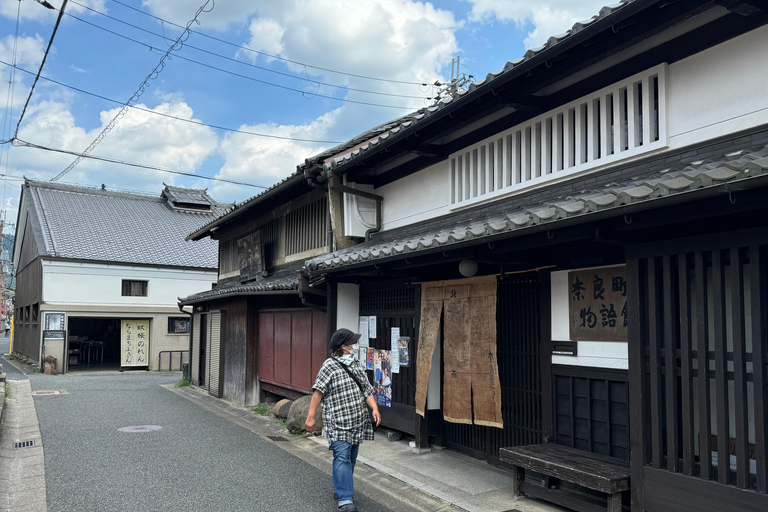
[13,0,69,139]
[107,0,438,87]
[15,137,269,189]
[58,11,422,110]
[52,0,215,182]
[66,1,432,100]
[0,60,344,144]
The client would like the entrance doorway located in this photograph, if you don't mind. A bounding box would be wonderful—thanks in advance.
[67,317,121,371]
[442,273,546,466]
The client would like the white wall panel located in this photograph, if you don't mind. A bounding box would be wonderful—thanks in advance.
[667,25,768,149]
[42,261,216,306]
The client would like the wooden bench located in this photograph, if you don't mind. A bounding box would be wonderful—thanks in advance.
[499,443,630,512]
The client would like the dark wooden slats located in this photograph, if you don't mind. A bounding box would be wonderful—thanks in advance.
[712,250,730,485]
[730,247,749,488]
[750,245,768,493]
[694,251,712,481]
[678,253,695,476]
[648,257,663,468]
[627,257,647,511]
[663,256,680,472]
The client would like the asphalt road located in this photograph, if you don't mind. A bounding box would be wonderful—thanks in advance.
[17,370,395,512]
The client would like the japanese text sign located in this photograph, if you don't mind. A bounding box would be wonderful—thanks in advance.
[568,266,628,342]
[121,319,150,367]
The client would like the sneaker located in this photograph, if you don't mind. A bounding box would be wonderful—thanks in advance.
[337,504,358,512]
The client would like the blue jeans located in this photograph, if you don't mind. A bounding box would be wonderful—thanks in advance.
[330,441,359,506]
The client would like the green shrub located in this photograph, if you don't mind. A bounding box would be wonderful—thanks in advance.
[175,376,191,388]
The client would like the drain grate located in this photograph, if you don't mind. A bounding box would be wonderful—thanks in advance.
[14,440,35,449]
[267,435,289,442]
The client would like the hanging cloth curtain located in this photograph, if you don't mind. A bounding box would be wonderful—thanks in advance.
[415,275,503,429]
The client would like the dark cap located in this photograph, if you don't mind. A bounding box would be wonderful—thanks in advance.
[330,328,361,350]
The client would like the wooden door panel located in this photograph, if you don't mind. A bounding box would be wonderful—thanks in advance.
[273,312,292,385]
[291,311,312,390]
[257,313,274,381]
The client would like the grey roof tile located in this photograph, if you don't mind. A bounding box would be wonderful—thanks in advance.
[25,180,222,268]
[305,143,768,273]
[179,262,302,304]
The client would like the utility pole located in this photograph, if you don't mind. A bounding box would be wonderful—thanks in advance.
[434,56,474,104]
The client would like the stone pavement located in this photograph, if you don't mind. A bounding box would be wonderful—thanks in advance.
[167,384,564,512]
[0,379,47,512]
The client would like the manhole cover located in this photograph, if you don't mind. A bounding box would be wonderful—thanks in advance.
[14,440,35,448]
[267,435,289,442]
[118,425,163,433]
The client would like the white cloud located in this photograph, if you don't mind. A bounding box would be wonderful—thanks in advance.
[211,108,341,199]
[463,0,610,49]
[10,99,217,194]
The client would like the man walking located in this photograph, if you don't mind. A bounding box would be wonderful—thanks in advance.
[306,328,381,512]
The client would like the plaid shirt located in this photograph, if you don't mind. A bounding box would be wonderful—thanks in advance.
[313,355,374,445]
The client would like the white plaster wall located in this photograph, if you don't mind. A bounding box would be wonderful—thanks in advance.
[667,24,768,149]
[376,160,450,231]
[42,261,217,306]
[551,266,628,370]
[371,26,768,233]
[336,283,360,332]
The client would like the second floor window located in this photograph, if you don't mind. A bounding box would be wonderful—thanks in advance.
[122,280,148,297]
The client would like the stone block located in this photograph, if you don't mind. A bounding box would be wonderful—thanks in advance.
[272,399,292,419]
[286,395,322,435]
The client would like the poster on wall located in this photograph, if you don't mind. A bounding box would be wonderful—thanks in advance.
[568,266,628,342]
[372,349,392,407]
[121,319,150,368]
[390,327,400,373]
[397,337,410,367]
[358,316,370,347]
[368,316,377,339]
[43,312,65,339]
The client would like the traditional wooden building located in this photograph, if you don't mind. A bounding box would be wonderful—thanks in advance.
[12,180,222,373]
[296,1,768,510]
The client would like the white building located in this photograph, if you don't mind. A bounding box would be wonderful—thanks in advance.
[12,180,224,373]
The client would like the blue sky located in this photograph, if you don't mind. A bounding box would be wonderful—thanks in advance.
[0,0,610,233]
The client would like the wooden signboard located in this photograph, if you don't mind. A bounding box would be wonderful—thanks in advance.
[568,266,628,342]
[121,319,150,367]
[238,231,264,282]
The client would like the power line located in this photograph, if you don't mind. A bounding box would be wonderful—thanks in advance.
[52,0,215,182]
[0,59,344,144]
[14,0,69,139]
[67,1,432,101]
[59,11,424,110]
[107,0,438,87]
[14,137,269,189]
[1,0,23,185]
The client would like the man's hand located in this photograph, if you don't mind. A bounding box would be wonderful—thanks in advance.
[372,409,381,427]
[305,416,316,433]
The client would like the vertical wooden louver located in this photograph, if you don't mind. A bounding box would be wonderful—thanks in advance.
[285,196,328,256]
[191,312,201,385]
[208,310,223,398]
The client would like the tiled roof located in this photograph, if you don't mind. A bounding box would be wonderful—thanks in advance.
[179,262,302,304]
[25,180,226,268]
[300,0,636,176]
[190,0,639,240]
[305,144,768,272]
[162,184,216,206]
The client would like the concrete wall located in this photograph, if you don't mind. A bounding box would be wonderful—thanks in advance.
[363,25,768,232]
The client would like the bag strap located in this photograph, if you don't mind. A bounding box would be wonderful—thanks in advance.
[333,359,367,394]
